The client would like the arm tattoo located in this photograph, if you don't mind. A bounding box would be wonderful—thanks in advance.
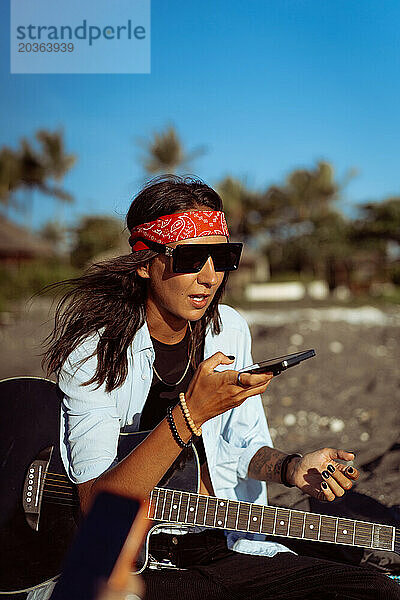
[248,446,286,483]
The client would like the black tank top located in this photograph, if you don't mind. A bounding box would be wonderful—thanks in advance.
[139,325,207,465]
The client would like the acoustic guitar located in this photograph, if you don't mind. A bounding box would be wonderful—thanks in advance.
[1,377,399,594]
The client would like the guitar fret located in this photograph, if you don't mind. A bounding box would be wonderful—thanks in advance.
[148,489,158,519]
[288,510,305,539]
[195,495,207,526]
[372,524,394,551]
[162,490,174,521]
[336,518,355,545]
[186,493,198,525]
[319,515,337,543]
[225,500,239,530]
[235,501,240,529]
[354,521,373,548]
[248,504,263,533]
[261,506,276,535]
[273,508,278,534]
[205,497,218,526]
[215,499,228,528]
[236,502,251,531]
[151,488,161,519]
[169,491,182,522]
[154,488,167,521]
[178,492,190,523]
[275,508,290,537]
[304,513,320,540]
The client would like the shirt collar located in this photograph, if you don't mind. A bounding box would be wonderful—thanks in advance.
[131,316,218,355]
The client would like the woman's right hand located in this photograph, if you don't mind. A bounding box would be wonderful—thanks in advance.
[185,352,273,427]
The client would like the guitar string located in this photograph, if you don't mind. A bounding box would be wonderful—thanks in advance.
[45,480,74,487]
[42,498,76,508]
[43,492,75,500]
[43,494,76,503]
[44,488,75,496]
[44,478,78,489]
[38,494,381,549]
[43,487,76,496]
[45,485,75,492]
[39,480,381,549]
[39,481,376,526]
[43,490,76,499]
[44,483,75,492]
[46,471,70,480]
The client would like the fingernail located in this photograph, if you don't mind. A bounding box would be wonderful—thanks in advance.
[327,464,335,474]
[321,481,328,490]
[322,470,330,479]
[346,466,354,474]
[228,355,235,360]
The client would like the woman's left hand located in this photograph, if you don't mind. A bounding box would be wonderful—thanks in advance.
[287,448,359,501]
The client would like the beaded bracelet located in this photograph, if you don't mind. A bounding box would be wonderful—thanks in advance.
[179,392,202,437]
[280,453,302,488]
[166,405,192,449]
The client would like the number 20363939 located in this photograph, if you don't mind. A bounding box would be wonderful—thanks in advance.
[18,42,74,52]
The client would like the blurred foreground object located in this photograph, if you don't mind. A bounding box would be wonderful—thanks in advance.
[50,492,148,600]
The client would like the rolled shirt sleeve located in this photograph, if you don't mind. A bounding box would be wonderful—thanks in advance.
[58,335,121,484]
[206,306,273,496]
[231,312,273,481]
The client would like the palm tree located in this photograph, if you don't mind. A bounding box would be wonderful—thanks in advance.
[0,148,20,210]
[139,125,205,174]
[217,176,263,239]
[34,130,76,203]
[0,130,76,218]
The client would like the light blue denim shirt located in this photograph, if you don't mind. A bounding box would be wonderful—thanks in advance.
[59,304,291,558]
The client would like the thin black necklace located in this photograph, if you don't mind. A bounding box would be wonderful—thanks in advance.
[152,322,193,386]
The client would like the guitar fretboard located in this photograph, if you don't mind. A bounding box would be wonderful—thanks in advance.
[148,488,394,552]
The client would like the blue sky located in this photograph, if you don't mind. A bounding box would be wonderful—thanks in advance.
[1,0,400,229]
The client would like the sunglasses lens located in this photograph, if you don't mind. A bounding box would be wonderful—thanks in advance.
[210,244,242,271]
[173,244,242,273]
[173,245,207,273]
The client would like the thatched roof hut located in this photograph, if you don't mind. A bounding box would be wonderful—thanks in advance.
[0,216,53,264]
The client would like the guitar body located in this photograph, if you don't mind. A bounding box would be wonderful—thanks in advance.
[0,377,199,594]
[0,378,78,593]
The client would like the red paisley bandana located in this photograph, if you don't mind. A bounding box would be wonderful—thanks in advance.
[129,211,229,251]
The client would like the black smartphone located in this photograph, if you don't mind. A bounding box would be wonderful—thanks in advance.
[238,349,316,376]
[49,492,147,600]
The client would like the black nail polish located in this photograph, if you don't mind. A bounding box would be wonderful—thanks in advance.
[228,355,235,360]
[322,470,330,479]
[346,466,354,474]
[327,464,335,474]
[321,481,328,489]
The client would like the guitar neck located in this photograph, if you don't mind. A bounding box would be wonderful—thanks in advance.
[148,487,397,553]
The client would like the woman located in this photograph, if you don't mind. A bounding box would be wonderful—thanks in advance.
[33,176,399,599]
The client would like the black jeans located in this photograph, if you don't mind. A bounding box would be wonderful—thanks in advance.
[143,530,400,600]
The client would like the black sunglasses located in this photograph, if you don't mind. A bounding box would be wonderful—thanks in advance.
[136,238,243,273]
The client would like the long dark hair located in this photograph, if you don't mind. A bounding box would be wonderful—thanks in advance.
[43,175,229,392]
